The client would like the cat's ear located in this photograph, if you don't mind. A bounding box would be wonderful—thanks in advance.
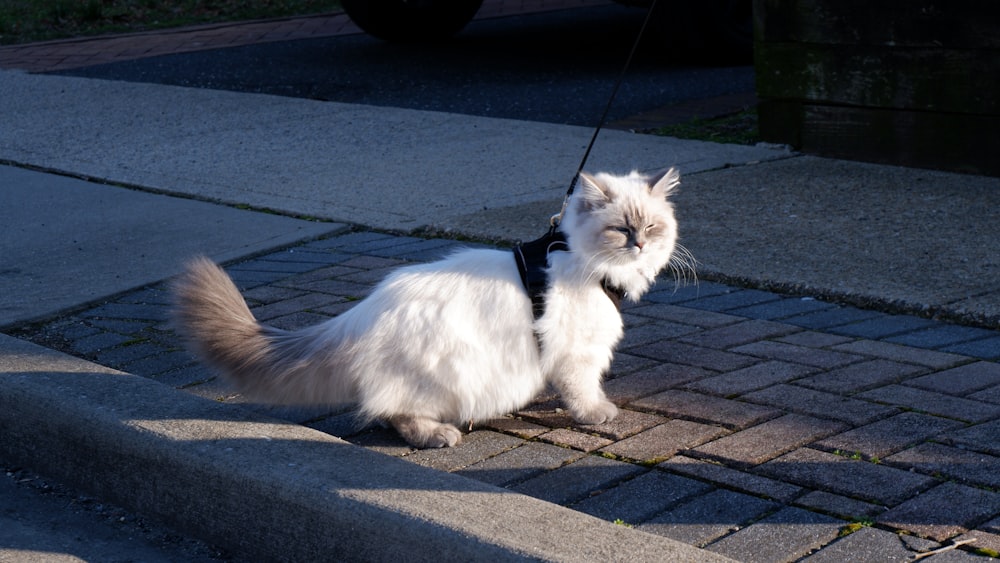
[648,167,680,199]
[576,172,612,211]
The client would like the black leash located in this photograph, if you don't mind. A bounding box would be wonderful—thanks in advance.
[517,1,660,322]
[549,0,661,229]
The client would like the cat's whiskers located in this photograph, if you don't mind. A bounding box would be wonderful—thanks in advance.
[665,243,698,289]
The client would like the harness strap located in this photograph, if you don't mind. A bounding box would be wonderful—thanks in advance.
[513,229,627,321]
[513,228,568,320]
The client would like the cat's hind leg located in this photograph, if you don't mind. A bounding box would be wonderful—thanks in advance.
[389,415,462,448]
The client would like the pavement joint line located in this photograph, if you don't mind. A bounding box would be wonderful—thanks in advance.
[6,227,1000,559]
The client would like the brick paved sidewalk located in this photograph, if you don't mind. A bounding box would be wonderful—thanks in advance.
[13,229,1000,562]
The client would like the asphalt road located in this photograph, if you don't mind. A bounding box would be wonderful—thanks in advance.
[53,4,755,127]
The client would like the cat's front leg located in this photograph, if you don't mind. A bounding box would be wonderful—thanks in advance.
[549,361,619,425]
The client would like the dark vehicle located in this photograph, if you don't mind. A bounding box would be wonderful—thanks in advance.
[341,0,752,63]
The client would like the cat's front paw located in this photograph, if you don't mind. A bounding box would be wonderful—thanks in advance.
[571,400,619,426]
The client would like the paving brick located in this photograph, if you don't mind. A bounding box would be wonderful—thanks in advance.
[402,430,523,472]
[121,350,194,377]
[639,488,781,547]
[876,482,1000,541]
[942,336,1000,360]
[82,302,168,322]
[94,340,168,368]
[644,281,734,305]
[335,265,409,285]
[829,314,939,339]
[599,420,728,463]
[956,530,1000,560]
[742,384,898,425]
[774,331,855,348]
[264,265,358,288]
[516,404,666,440]
[365,238,461,260]
[478,416,549,439]
[312,301,359,317]
[885,442,1000,489]
[570,470,713,524]
[70,331,134,355]
[756,448,936,506]
[455,442,583,487]
[625,303,742,328]
[831,339,968,369]
[228,258,324,274]
[705,506,843,563]
[781,306,884,330]
[676,319,801,350]
[630,389,781,430]
[510,454,646,506]
[681,289,784,313]
[972,384,1000,404]
[606,352,660,378]
[333,255,408,270]
[603,363,712,403]
[944,419,1000,456]
[813,412,965,460]
[906,361,1000,396]
[306,231,396,249]
[658,455,803,502]
[343,427,417,458]
[115,287,172,306]
[626,340,759,372]
[857,384,1000,423]
[304,409,371,441]
[262,247,350,263]
[887,323,1000,349]
[727,296,836,321]
[87,318,155,335]
[730,341,864,369]
[794,359,927,394]
[684,360,818,397]
[617,321,699,349]
[249,292,345,321]
[51,320,102,341]
[150,362,213,389]
[537,429,613,452]
[800,526,939,563]
[241,284,307,304]
[794,491,886,520]
[225,268,290,288]
[276,278,373,298]
[692,414,846,468]
[266,311,333,331]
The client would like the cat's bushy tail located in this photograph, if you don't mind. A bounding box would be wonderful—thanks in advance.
[171,256,355,405]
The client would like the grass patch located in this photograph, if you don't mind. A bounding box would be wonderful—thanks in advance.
[0,0,342,45]
[651,108,759,146]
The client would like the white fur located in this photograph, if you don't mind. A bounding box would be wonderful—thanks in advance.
[172,169,684,448]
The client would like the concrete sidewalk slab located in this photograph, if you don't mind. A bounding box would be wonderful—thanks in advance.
[0,165,342,328]
[674,157,1000,326]
[0,70,790,234]
[0,333,733,562]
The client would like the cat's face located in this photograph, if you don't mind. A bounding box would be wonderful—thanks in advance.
[563,169,681,276]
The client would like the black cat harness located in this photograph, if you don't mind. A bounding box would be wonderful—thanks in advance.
[513,229,627,321]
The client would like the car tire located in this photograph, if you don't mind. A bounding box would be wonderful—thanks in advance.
[342,0,485,42]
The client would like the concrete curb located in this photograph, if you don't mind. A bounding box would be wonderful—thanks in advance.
[0,334,733,562]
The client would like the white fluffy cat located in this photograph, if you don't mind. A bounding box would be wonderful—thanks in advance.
[172,169,688,448]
